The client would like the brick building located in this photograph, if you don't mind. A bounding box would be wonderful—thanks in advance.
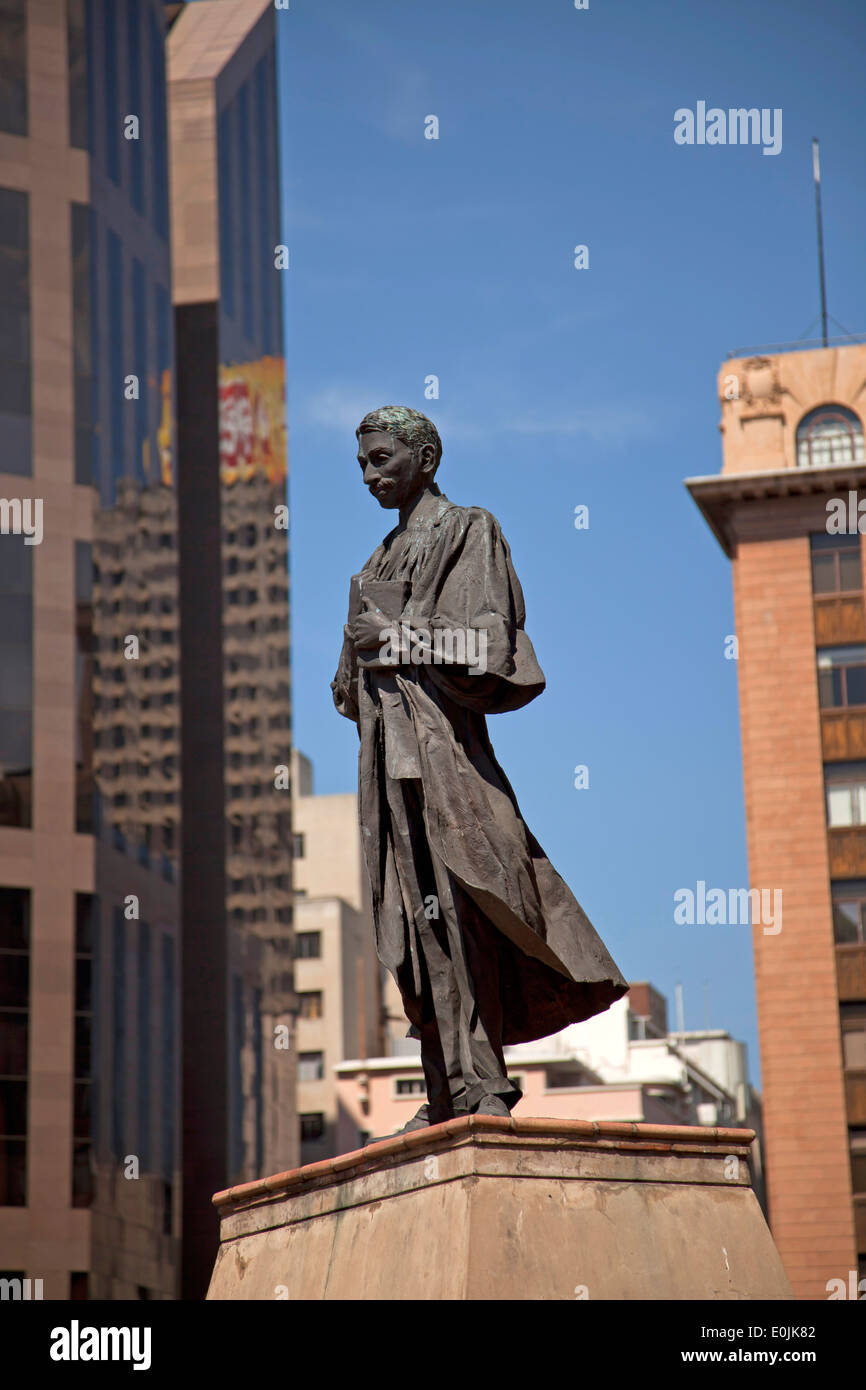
[688,342,866,1298]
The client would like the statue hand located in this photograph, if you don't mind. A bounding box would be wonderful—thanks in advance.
[351,599,393,650]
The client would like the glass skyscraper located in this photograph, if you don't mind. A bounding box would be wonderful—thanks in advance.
[168,0,296,1301]
[0,0,294,1300]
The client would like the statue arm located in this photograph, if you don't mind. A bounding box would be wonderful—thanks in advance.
[331,624,360,723]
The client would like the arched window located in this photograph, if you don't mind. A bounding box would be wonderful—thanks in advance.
[796,405,864,469]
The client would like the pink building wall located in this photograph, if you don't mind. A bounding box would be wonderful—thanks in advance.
[335,1061,688,1151]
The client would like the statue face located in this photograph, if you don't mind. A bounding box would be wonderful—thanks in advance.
[357,430,430,510]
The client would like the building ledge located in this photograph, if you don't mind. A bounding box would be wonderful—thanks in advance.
[726,334,866,358]
[686,461,866,555]
[212,1113,756,1211]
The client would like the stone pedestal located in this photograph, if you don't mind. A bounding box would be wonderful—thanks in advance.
[207,1116,793,1300]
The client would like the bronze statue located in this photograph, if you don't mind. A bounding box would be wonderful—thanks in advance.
[332,406,627,1132]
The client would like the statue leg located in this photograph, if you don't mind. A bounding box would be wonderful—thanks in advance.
[381,775,522,1124]
[426,849,522,1114]
[402,838,522,1121]
[411,899,471,1122]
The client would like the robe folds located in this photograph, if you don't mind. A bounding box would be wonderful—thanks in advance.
[332,490,627,1045]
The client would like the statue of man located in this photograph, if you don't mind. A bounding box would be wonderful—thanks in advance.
[332,406,627,1131]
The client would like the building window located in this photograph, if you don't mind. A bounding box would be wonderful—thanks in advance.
[0,185,31,476]
[131,258,148,484]
[0,0,27,136]
[102,0,119,183]
[841,1005,866,1070]
[831,882,866,945]
[826,763,866,827]
[817,646,866,709]
[797,405,865,469]
[160,933,176,1182]
[544,1066,587,1089]
[67,0,88,150]
[298,1051,324,1083]
[111,908,126,1157]
[292,833,304,859]
[255,55,273,353]
[810,533,862,595]
[0,888,29,1206]
[75,541,94,831]
[300,1113,325,1142]
[294,932,321,960]
[69,1271,88,1300]
[237,80,253,342]
[297,991,322,1021]
[106,230,124,494]
[148,7,169,240]
[127,0,143,212]
[136,921,151,1170]
[395,1077,426,1096]
[217,103,235,317]
[851,1132,866,1197]
[0,532,32,828]
[72,894,97,1207]
[229,974,244,1179]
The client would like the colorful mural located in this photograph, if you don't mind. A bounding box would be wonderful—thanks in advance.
[219,356,287,486]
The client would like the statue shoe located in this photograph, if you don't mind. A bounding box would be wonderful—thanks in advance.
[399,1104,432,1132]
[471,1094,512,1118]
[366,1104,431,1144]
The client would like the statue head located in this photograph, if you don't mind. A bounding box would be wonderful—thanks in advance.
[356,406,442,511]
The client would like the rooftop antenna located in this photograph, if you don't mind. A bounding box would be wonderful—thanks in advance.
[813,138,829,348]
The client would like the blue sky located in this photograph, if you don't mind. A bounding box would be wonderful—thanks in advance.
[273,0,866,1083]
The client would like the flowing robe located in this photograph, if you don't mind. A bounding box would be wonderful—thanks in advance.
[332,490,627,1045]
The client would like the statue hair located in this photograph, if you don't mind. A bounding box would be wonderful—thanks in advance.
[356,406,442,472]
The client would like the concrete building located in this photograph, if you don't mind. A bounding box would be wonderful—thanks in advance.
[688,341,866,1297]
[291,752,381,1165]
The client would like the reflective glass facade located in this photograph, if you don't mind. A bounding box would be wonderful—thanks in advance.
[217,41,292,1193]
[82,0,179,1294]
[170,3,293,1296]
[0,0,291,1302]
[0,0,180,1300]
